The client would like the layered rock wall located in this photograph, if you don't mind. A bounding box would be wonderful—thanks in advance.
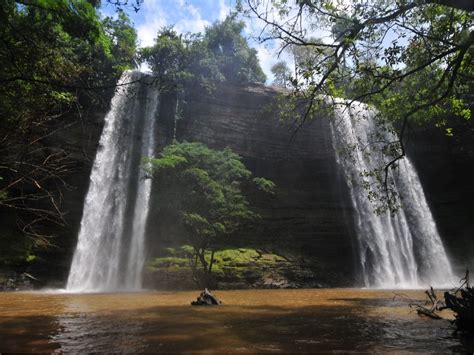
[153,83,358,286]
[34,81,474,286]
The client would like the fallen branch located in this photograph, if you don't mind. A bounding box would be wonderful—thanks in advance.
[409,286,446,320]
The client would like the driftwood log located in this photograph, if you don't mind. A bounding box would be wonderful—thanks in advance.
[410,286,446,320]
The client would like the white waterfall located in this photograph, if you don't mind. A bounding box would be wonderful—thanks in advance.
[331,100,454,288]
[125,82,158,290]
[67,71,159,292]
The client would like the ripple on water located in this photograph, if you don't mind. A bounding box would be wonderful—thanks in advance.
[0,289,470,353]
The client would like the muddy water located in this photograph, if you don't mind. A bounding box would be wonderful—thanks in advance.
[0,289,471,353]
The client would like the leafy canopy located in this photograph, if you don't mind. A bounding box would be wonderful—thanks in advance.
[139,15,266,92]
[243,0,473,128]
[0,0,137,252]
[271,61,291,87]
[148,142,274,246]
[147,142,274,285]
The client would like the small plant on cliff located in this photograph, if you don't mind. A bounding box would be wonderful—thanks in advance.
[146,142,274,288]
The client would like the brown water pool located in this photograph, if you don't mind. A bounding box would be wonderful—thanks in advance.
[0,289,472,353]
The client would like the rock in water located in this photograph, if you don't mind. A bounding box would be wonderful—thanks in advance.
[191,288,222,306]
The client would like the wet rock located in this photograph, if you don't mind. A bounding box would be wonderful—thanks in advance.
[191,288,222,306]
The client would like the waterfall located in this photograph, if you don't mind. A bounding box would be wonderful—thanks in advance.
[331,100,454,288]
[67,71,159,292]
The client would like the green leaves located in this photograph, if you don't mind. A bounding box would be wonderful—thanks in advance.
[148,142,274,248]
[271,61,291,87]
[205,15,266,84]
[139,15,266,93]
[253,177,276,194]
[0,1,138,247]
[244,0,474,137]
[147,154,187,172]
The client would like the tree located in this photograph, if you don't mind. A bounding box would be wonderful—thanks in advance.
[242,0,473,208]
[139,28,223,93]
[147,142,274,287]
[0,0,137,262]
[271,61,291,87]
[102,10,138,73]
[140,15,267,91]
[204,14,267,84]
[243,0,473,130]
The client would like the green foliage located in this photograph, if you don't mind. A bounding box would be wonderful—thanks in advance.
[0,1,137,244]
[148,142,274,286]
[244,1,473,128]
[0,0,138,130]
[102,10,138,73]
[25,254,36,263]
[149,256,189,269]
[253,177,276,194]
[139,28,197,88]
[271,61,291,87]
[204,14,266,84]
[140,15,266,93]
[147,246,289,283]
[0,231,36,267]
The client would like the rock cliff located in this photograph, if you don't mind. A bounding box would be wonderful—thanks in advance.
[27,81,474,287]
[151,83,358,287]
[406,120,474,276]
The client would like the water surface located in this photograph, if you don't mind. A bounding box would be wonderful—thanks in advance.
[0,289,471,353]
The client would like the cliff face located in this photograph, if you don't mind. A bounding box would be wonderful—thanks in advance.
[152,82,474,285]
[35,110,106,285]
[34,81,474,286]
[163,84,359,286]
[406,121,474,275]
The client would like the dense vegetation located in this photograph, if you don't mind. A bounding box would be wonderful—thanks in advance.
[243,0,473,128]
[0,0,137,269]
[139,15,266,94]
[147,142,274,287]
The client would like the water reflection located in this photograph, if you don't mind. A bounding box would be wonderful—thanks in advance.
[0,289,471,353]
[52,313,146,353]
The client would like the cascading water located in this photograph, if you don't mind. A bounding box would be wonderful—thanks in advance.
[67,71,159,292]
[331,100,454,288]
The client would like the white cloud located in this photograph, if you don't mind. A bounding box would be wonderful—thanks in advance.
[135,0,211,48]
[218,0,231,20]
[254,44,276,83]
[175,3,210,34]
[135,1,167,47]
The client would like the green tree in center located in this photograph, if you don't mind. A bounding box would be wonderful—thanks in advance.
[147,142,274,287]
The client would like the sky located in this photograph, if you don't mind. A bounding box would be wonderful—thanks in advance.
[100,0,279,82]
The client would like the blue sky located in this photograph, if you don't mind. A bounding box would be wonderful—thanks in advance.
[100,0,278,81]
[99,1,404,84]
